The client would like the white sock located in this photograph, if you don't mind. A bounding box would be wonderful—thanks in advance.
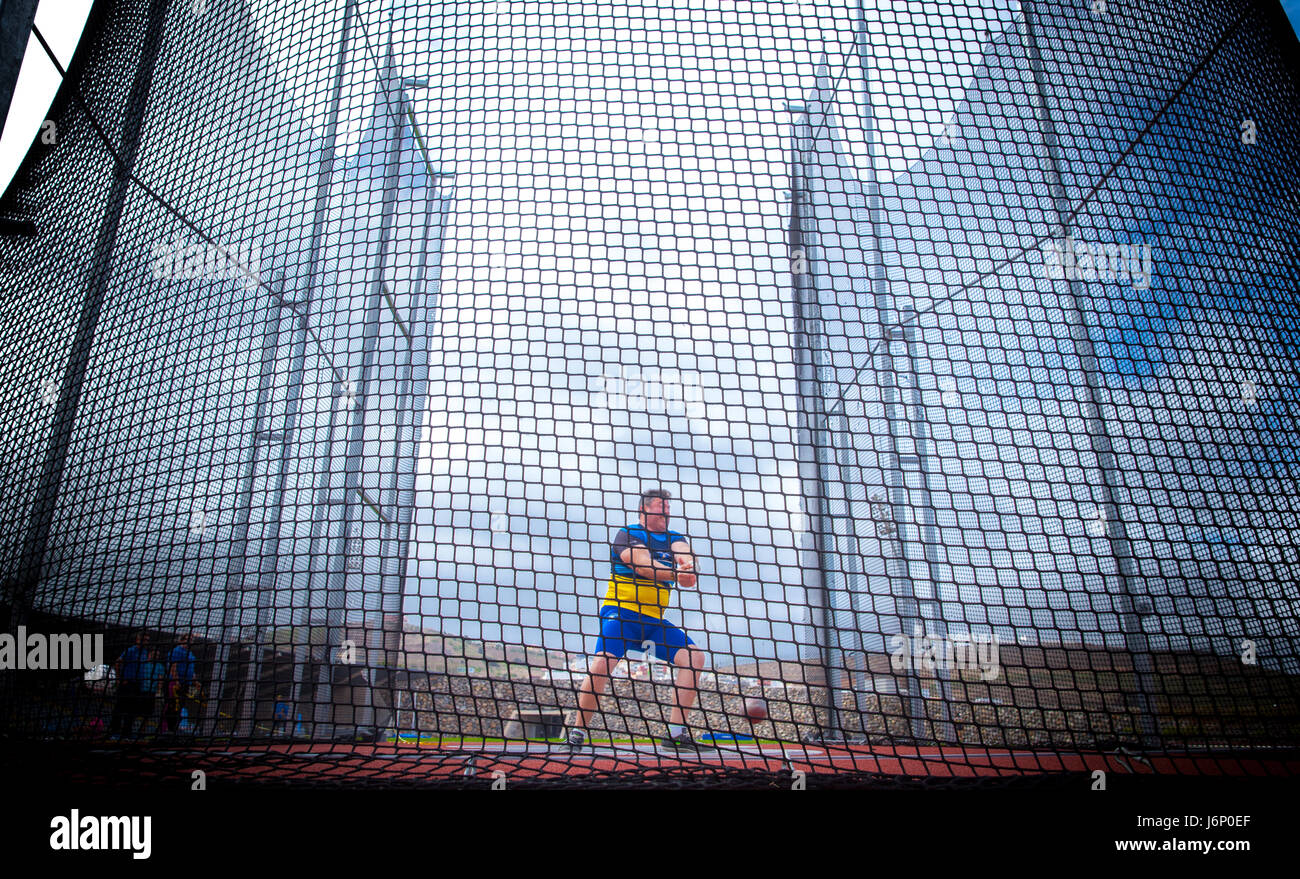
[668,723,685,738]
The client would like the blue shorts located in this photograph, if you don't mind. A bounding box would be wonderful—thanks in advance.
[592,605,695,663]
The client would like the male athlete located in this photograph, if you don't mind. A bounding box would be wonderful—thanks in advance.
[565,488,706,751]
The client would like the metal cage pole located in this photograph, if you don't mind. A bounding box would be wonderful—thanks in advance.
[852,1,934,743]
[1021,0,1160,749]
[787,126,843,739]
[285,0,359,738]
[805,73,881,741]
[211,0,360,740]
[381,162,455,740]
[316,28,409,740]
[213,268,293,738]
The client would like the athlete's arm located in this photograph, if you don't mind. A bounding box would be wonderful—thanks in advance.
[671,539,697,589]
[619,545,677,582]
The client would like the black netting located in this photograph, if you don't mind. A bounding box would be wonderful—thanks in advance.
[1,0,1298,788]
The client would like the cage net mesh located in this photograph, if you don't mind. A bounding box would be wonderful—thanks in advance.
[0,0,1298,788]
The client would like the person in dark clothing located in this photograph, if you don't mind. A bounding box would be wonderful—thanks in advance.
[138,646,165,734]
[108,630,152,738]
[162,633,197,734]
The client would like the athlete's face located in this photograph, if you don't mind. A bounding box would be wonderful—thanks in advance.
[641,498,669,533]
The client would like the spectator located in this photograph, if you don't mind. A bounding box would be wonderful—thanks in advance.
[108,630,151,738]
[138,645,166,736]
[162,633,197,734]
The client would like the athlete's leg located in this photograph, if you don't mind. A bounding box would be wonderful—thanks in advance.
[571,652,618,731]
[648,621,702,728]
[667,645,705,727]
[570,608,639,734]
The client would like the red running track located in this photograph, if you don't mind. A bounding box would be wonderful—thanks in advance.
[102,741,1300,784]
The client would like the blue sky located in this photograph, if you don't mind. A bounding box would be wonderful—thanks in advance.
[1285,0,1300,36]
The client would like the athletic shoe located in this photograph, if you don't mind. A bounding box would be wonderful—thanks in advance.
[564,728,587,750]
[659,730,699,751]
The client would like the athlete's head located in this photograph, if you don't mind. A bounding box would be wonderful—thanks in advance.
[639,488,671,533]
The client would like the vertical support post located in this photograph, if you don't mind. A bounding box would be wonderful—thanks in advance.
[301,0,365,739]
[311,24,405,739]
[896,311,955,743]
[1022,0,1159,748]
[853,0,930,743]
[284,0,358,738]
[787,135,842,739]
[212,270,291,738]
[379,167,455,741]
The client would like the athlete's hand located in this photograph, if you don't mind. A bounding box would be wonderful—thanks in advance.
[675,555,696,589]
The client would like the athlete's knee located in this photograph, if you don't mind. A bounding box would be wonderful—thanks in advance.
[675,646,704,669]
